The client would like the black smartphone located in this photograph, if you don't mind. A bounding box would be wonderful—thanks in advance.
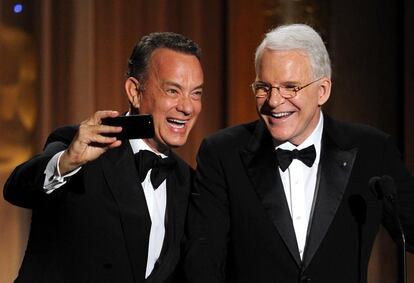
[102,114,155,140]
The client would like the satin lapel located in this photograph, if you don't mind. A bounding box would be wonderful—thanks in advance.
[302,131,358,269]
[240,121,301,266]
[101,143,151,282]
[165,152,190,245]
[147,152,190,281]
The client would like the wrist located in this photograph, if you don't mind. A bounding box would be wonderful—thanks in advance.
[58,150,82,175]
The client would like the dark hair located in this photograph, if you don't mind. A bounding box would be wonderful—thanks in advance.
[127,32,202,82]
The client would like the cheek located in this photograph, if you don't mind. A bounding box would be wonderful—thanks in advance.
[293,94,318,111]
[139,95,156,114]
[193,101,202,115]
[255,99,264,111]
[149,99,171,116]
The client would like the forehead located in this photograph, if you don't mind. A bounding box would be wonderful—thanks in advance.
[257,49,312,81]
[147,48,203,79]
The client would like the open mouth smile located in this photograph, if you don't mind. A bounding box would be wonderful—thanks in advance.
[271,112,293,118]
[167,118,187,129]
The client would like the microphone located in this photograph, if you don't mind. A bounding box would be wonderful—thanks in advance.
[369,175,406,283]
[348,194,367,283]
[369,175,396,202]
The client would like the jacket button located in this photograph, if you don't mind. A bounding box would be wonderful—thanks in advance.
[300,276,311,283]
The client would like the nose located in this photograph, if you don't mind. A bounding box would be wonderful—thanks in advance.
[177,95,194,116]
[266,89,286,108]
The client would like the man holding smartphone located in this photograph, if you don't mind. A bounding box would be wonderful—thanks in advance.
[4,32,204,283]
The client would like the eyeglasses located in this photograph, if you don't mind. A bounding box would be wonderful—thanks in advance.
[251,77,322,99]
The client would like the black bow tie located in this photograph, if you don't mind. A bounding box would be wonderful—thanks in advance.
[134,150,176,189]
[275,145,316,172]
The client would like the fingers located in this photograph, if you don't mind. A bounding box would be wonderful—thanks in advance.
[108,140,122,149]
[84,110,120,126]
[63,111,124,171]
[80,110,123,143]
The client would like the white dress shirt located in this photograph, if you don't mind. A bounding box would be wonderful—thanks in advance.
[129,139,167,278]
[43,139,167,278]
[275,113,324,260]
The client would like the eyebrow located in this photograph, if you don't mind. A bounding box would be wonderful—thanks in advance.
[193,83,204,90]
[256,80,300,86]
[162,81,204,91]
[282,80,301,85]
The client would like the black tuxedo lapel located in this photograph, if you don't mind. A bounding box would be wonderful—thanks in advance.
[302,117,358,269]
[240,121,301,266]
[164,152,189,249]
[145,152,190,283]
[101,143,151,282]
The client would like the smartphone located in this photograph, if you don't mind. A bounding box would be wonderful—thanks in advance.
[102,114,155,140]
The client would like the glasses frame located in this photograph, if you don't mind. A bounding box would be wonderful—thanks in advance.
[251,77,322,99]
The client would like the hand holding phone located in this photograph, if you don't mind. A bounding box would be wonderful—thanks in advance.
[101,114,155,140]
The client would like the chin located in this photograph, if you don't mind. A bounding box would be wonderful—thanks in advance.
[162,135,188,148]
[168,139,187,148]
[268,130,293,143]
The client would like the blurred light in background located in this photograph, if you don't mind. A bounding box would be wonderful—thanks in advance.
[13,3,23,14]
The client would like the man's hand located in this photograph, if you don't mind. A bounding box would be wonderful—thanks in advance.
[59,110,122,175]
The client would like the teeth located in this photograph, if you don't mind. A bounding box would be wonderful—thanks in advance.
[167,119,187,128]
[271,112,291,118]
[171,124,184,128]
[168,119,186,124]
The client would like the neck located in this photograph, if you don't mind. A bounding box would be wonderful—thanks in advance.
[143,138,169,155]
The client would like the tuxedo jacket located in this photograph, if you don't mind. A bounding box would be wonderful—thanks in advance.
[184,115,414,283]
[4,126,192,283]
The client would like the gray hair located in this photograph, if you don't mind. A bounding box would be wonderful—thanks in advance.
[254,24,331,79]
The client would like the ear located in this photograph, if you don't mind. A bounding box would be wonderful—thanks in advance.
[125,77,141,109]
[317,77,332,106]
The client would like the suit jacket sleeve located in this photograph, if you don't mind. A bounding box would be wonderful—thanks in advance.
[184,138,230,283]
[3,126,78,209]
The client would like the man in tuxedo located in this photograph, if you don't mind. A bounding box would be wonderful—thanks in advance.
[4,32,204,283]
[184,24,414,283]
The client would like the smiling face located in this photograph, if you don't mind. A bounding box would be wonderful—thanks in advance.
[126,48,203,152]
[255,49,331,145]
